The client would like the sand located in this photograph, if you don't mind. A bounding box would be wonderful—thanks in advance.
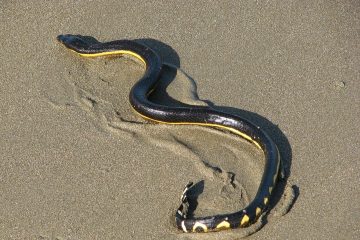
[1,1,359,239]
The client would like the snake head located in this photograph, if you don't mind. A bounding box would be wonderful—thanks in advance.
[57,34,95,51]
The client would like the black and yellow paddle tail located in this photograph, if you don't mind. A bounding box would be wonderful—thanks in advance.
[57,34,281,233]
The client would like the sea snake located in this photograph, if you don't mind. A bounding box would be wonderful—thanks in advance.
[57,34,281,233]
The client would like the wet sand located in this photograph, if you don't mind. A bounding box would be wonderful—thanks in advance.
[1,1,359,239]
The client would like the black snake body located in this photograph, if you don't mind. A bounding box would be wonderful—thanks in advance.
[57,34,281,233]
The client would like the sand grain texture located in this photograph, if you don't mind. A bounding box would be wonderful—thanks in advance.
[1,1,359,239]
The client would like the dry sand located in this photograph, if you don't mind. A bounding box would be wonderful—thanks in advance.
[1,1,359,239]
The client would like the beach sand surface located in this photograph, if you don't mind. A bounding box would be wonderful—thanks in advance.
[1,1,359,239]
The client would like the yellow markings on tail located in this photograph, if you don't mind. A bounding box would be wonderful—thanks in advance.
[215,221,230,230]
[269,186,273,194]
[240,214,250,227]
[264,197,269,205]
[192,222,208,233]
[132,107,262,149]
[256,207,261,217]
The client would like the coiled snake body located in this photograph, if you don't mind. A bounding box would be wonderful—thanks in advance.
[57,34,281,233]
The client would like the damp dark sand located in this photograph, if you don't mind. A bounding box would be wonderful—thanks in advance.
[1,1,359,239]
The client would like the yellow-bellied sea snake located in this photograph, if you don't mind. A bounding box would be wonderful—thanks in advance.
[57,34,281,233]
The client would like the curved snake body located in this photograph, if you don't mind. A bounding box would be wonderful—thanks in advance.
[57,34,281,233]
